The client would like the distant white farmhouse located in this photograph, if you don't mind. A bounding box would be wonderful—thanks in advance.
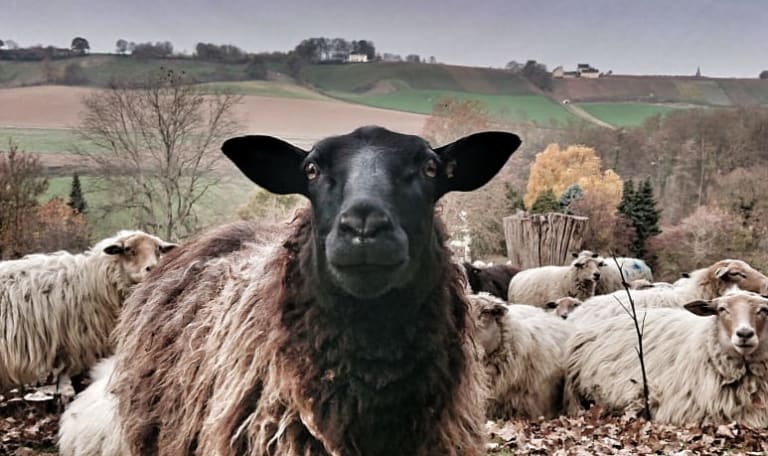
[347,53,369,63]
[553,63,601,79]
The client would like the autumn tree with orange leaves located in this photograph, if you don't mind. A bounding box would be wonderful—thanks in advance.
[525,144,629,252]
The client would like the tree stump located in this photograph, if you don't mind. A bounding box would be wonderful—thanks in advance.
[503,213,588,268]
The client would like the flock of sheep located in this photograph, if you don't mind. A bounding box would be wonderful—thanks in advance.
[467,252,768,429]
[1,126,767,455]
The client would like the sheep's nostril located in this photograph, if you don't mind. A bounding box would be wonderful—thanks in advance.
[736,328,755,339]
[593,273,601,280]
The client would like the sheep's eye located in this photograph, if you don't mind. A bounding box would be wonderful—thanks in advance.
[305,163,319,181]
[758,307,768,316]
[728,271,746,279]
[546,302,558,309]
[423,159,438,178]
[598,262,607,268]
[717,307,728,314]
[574,302,581,307]
[574,263,585,269]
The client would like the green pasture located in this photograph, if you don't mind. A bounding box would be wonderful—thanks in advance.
[42,174,254,239]
[0,128,99,154]
[577,103,681,127]
[304,62,532,94]
[330,89,574,125]
[195,80,328,100]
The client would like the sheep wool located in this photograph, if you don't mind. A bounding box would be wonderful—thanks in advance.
[565,292,768,426]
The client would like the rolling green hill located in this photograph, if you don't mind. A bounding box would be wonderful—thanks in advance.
[302,63,574,125]
[3,56,768,129]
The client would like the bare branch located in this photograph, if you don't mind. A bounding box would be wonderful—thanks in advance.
[75,69,241,239]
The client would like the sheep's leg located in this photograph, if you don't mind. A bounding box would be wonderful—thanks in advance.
[54,372,75,412]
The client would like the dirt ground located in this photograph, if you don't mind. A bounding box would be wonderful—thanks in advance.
[0,85,428,148]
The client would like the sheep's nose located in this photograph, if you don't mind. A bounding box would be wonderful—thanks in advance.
[561,314,568,320]
[339,204,393,240]
[593,272,601,280]
[737,328,755,339]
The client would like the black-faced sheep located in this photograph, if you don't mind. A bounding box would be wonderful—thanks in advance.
[565,290,768,427]
[0,230,176,388]
[64,126,521,455]
[463,262,521,300]
[506,255,605,307]
[567,259,768,325]
[470,293,572,419]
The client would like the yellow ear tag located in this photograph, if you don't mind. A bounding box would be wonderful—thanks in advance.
[445,160,456,179]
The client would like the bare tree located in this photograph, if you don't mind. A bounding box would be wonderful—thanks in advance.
[0,141,49,259]
[76,68,242,240]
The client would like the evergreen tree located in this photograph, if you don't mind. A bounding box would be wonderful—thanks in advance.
[530,189,561,214]
[559,184,583,213]
[618,179,660,257]
[631,179,661,257]
[67,173,87,214]
[617,179,636,217]
[504,182,525,212]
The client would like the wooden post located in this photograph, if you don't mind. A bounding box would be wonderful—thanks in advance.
[503,212,588,268]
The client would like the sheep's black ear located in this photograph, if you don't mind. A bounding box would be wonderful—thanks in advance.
[434,132,521,198]
[546,301,558,309]
[104,245,125,255]
[572,252,579,258]
[159,243,178,254]
[482,303,509,318]
[684,300,717,316]
[222,135,309,196]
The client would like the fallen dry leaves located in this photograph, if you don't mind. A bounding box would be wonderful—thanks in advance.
[2,392,767,455]
[486,407,768,455]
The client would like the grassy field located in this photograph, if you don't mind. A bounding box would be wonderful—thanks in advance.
[41,174,253,239]
[0,127,98,154]
[0,55,250,88]
[331,88,573,124]
[304,62,532,94]
[577,103,681,127]
[195,80,329,100]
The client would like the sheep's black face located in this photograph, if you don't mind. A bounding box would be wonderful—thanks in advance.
[304,131,439,298]
[223,126,521,300]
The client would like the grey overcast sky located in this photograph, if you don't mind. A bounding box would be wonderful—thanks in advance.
[4,0,767,77]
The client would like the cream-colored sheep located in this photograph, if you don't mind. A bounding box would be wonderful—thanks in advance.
[507,256,604,307]
[471,293,573,419]
[58,357,126,456]
[0,231,176,387]
[575,250,653,295]
[564,290,768,427]
[545,296,583,320]
[568,259,768,325]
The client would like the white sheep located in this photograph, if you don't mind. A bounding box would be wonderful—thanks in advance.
[575,250,654,295]
[567,259,768,325]
[0,230,176,387]
[564,290,768,427]
[545,296,583,320]
[507,255,605,307]
[58,357,126,456]
[470,293,573,419]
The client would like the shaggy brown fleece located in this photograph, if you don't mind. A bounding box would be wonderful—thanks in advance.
[111,209,486,456]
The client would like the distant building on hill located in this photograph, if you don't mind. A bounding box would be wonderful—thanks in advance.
[553,63,601,79]
[347,53,369,63]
